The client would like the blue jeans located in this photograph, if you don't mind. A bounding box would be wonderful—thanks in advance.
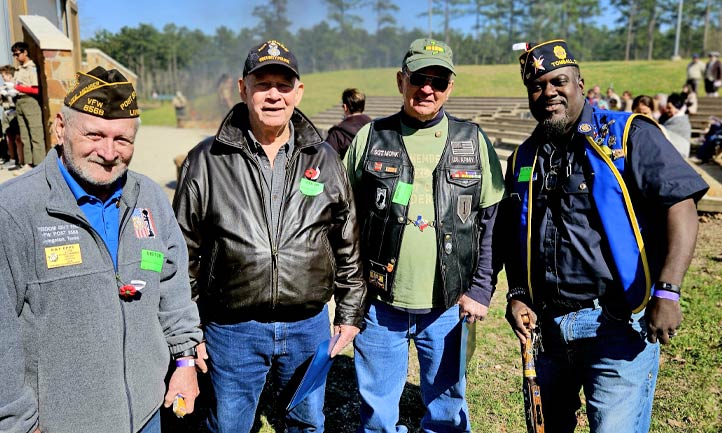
[204,306,330,433]
[138,409,160,433]
[536,306,660,433]
[354,300,470,433]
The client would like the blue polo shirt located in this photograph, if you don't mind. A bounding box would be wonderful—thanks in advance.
[57,157,123,268]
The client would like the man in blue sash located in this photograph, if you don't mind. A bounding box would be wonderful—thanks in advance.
[496,40,708,432]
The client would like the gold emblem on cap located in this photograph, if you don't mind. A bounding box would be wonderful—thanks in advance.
[532,55,545,73]
[553,45,567,60]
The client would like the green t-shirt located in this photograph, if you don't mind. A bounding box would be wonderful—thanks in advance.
[345,114,504,309]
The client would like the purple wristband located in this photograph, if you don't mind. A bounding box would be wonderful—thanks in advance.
[653,289,680,302]
[175,358,195,368]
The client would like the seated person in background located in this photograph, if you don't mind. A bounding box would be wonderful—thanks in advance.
[606,87,621,110]
[325,88,372,159]
[681,83,698,114]
[690,117,722,164]
[621,90,633,112]
[662,93,692,157]
[632,95,654,117]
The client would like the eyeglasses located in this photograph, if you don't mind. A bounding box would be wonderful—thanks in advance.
[12,51,22,57]
[405,71,450,91]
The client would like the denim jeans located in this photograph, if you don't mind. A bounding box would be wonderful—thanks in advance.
[204,305,330,433]
[536,306,660,433]
[354,300,470,433]
[138,409,160,433]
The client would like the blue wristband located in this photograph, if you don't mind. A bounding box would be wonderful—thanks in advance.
[175,358,195,368]
[653,289,680,302]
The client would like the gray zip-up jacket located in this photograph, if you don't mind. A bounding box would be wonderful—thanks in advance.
[0,147,202,433]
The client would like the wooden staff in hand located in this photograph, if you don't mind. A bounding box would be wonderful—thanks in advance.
[521,313,544,433]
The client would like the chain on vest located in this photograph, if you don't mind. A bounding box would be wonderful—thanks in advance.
[357,113,484,308]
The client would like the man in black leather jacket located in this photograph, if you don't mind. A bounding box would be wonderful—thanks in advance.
[173,40,367,433]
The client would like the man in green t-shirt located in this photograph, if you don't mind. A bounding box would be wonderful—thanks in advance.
[344,38,504,432]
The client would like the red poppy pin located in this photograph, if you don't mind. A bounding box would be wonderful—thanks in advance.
[118,279,147,300]
[304,167,320,180]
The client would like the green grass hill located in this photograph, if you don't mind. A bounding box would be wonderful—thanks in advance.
[141,60,690,124]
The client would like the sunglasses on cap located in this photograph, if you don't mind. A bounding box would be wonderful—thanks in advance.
[405,71,451,91]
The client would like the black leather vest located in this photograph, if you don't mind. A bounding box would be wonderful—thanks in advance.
[357,113,484,308]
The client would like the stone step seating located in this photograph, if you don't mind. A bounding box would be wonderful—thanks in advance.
[689,97,722,137]
[477,114,536,147]
[311,96,528,133]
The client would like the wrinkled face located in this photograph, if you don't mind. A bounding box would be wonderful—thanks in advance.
[397,66,454,122]
[527,67,585,139]
[240,67,304,132]
[55,110,137,190]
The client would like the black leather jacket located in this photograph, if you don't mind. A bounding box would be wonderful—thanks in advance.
[173,103,367,327]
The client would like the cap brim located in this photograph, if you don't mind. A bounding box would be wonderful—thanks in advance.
[405,58,455,74]
[245,61,299,78]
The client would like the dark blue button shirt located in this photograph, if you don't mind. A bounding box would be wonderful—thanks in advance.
[57,157,123,268]
[521,103,708,303]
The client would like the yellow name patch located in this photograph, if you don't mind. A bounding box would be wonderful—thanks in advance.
[45,244,83,269]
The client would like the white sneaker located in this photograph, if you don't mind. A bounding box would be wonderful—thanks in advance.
[688,156,705,164]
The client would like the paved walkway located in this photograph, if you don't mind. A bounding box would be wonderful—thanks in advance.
[0,125,216,202]
[2,124,721,211]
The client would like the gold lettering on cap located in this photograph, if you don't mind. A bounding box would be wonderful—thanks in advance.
[86,98,104,108]
[119,90,137,110]
[68,81,102,106]
[82,104,105,116]
[258,55,290,64]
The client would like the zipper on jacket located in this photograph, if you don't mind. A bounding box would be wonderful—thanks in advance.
[241,148,278,307]
[50,204,135,432]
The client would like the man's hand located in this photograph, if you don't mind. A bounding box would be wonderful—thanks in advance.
[163,361,199,414]
[645,297,682,345]
[195,342,209,373]
[330,324,361,357]
[505,299,537,344]
[458,294,489,323]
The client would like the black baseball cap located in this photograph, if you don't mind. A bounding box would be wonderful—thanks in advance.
[243,40,299,78]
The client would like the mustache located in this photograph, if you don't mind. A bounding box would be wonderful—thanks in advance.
[88,156,121,167]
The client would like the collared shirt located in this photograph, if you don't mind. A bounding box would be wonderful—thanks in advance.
[247,123,295,243]
[13,59,38,88]
[523,103,708,303]
[57,157,123,268]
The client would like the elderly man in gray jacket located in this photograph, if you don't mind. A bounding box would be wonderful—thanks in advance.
[0,67,203,433]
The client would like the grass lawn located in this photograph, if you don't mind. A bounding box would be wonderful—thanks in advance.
[140,60,689,125]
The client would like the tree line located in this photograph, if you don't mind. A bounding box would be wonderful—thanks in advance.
[82,0,722,99]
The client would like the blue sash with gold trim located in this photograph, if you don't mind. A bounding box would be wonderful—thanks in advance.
[511,109,657,312]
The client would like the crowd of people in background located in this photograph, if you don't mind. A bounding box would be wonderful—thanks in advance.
[575,51,722,161]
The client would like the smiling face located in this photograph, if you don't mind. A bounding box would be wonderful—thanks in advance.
[397,66,454,122]
[240,66,304,137]
[526,66,585,140]
[55,108,138,198]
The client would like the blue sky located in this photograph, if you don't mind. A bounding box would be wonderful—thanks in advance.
[77,0,485,40]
